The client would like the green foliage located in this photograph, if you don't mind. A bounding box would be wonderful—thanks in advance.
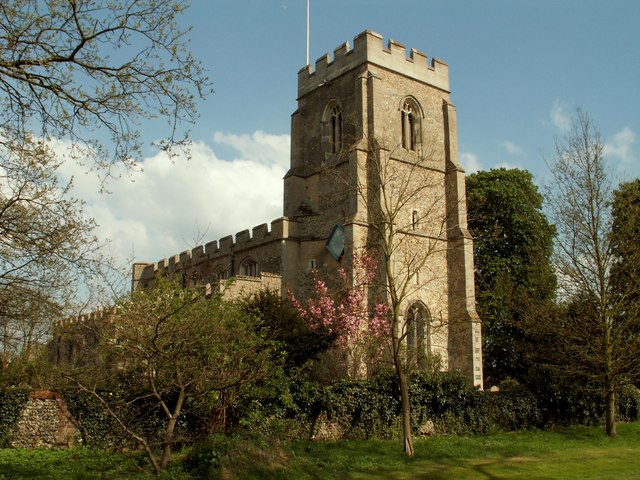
[62,277,277,474]
[287,371,541,439]
[240,289,335,372]
[285,371,640,440]
[0,389,28,447]
[530,369,640,427]
[410,372,490,435]
[467,168,557,385]
[616,384,640,421]
[322,374,400,439]
[63,389,168,449]
[183,435,226,479]
[487,381,542,431]
[610,180,640,383]
[0,355,57,390]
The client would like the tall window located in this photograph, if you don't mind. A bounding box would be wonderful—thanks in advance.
[405,302,431,367]
[401,99,421,151]
[330,104,342,153]
[323,101,343,156]
[412,209,420,230]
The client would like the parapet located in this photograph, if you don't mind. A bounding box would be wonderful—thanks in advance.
[298,30,449,98]
[55,307,115,329]
[133,217,295,283]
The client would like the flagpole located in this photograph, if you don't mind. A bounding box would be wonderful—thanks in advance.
[306,0,310,65]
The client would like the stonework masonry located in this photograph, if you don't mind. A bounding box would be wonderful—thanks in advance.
[10,391,79,448]
[132,30,483,388]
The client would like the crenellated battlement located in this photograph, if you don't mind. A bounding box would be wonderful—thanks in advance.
[55,307,115,328]
[298,30,449,98]
[135,217,295,281]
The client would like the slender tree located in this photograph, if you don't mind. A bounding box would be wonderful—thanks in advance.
[322,132,453,456]
[544,108,640,436]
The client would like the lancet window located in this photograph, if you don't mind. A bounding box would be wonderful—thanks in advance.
[405,302,431,367]
[401,99,421,151]
[323,100,343,156]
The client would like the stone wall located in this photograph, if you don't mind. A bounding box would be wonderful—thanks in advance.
[10,390,79,448]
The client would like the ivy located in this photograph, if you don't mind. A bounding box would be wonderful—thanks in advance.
[0,389,29,447]
[63,390,167,449]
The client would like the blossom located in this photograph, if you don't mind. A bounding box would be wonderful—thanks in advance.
[289,252,391,362]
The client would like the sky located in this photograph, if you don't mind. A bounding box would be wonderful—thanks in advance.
[60,0,640,281]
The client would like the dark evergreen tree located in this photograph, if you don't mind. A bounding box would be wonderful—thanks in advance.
[610,179,640,386]
[466,168,556,385]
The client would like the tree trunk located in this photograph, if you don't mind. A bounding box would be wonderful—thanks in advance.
[160,388,186,469]
[394,358,414,456]
[605,379,617,437]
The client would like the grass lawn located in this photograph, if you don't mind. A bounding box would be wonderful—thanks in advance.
[248,422,640,480]
[0,422,638,479]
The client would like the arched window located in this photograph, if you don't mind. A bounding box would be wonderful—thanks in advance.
[213,266,228,283]
[401,98,422,151]
[240,258,258,277]
[323,101,343,156]
[405,302,431,367]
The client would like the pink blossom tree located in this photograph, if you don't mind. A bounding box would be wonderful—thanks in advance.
[290,252,389,378]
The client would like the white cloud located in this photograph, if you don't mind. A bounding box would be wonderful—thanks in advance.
[501,141,524,156]
[213,131,290,169]
[459,152,482,174]
[604,126,636,164]
[550,101,571,132]
[57,131,290,269]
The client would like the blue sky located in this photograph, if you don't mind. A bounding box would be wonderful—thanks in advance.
[185,0,638,177]
[63,0,640,278]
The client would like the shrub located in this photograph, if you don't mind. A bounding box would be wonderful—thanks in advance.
[616,384,640,422]
[487,382,542,431]
[183,435,227,479]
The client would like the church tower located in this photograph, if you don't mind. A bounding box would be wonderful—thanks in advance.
[283,31,483,388]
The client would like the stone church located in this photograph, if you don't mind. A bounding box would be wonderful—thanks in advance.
[132,31,483,388]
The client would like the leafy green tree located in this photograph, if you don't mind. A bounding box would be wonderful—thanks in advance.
[610,179,640,346]
[64,277,274,476]
[240,289,335,373]
[466,168,556,385]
